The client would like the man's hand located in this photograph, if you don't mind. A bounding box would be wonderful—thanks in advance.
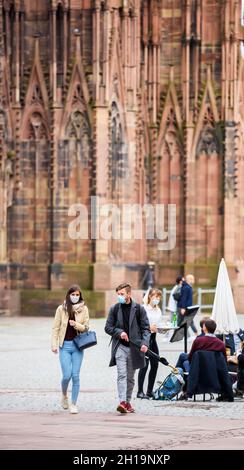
[180,309,186,315]
[150,324,157,333]
[120,331,129,342]
[140,345,148,353]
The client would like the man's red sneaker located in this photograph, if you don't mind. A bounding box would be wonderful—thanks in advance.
[117,401,128,413]
[125,402,135,413]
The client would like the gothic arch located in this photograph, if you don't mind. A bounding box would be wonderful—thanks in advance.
[157,105,184,263]
[20,38,50,139]
[108,101,128,196]
[192,70,220,158]
[60,43,92,139]
[65,109,91,169]
[157,82,183,155]
[195,106,220,158]
[193,84,222,262]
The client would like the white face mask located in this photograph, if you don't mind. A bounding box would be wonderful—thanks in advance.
[70,294,80,304]
[151,298,160,306]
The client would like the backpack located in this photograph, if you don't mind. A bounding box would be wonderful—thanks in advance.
[153,368,185,400]
[173,286,182,302]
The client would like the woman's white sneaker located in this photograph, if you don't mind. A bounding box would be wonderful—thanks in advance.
[69,404,78,414]
[61,395,69,410]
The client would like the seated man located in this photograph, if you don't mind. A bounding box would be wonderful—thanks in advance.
[188,319,226,362]
[229,340,244,396]
[237,342,244,395]
[177,319,227,400]
[175,316,209,373]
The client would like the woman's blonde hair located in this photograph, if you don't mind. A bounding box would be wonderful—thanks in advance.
[146,288,162,305]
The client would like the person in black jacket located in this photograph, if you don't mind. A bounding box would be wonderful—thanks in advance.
[177,274,197,335]
[230,341,244,395]
[236,343,244,394]
[105,283,150,414]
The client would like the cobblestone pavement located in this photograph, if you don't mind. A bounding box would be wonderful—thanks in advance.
[0,314,244,421]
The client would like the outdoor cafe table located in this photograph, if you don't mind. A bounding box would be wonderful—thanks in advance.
[157,323,188,353]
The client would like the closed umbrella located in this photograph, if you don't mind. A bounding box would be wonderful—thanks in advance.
[211,258,239,334]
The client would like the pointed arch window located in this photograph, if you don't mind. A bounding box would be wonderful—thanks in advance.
[110,102,125,194]
[65,110,91,168]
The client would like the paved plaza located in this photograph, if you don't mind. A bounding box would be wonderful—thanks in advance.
[0,315,244,450]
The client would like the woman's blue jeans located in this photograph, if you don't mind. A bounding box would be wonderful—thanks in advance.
[59,340,84,404]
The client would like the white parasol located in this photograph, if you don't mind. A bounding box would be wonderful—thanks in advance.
[211,258,239,334]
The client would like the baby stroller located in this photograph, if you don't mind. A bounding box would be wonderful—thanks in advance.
[146,349,185,400]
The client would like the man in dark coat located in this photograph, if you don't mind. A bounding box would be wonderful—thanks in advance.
[177,274,197,335]
[105,283,150,413]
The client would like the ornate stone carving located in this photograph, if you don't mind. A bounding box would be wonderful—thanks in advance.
[72,84,84,106]
[224,122,238,199]
[28,112,48,140]
[109,101,127,193]
[112,74,119,99]
[66,110,88,139]
[203,105,215,127]
[30,84,44,106]
[196,127,219,157]
[65,110,91,167]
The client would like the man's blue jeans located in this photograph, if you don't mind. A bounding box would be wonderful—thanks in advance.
[176,352,190,373]
[59,340,84,404]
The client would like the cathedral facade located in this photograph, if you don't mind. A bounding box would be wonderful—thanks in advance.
[1,0,244,312]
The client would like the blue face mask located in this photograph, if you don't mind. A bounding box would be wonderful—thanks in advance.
[152,298,160,306]
[118,295,126,304]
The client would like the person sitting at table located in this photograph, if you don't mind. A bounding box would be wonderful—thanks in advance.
[137,288,163,399]
[236,341,244,395]
[175,316,209,373]
[177,319,227,400]
[228,340,244,396]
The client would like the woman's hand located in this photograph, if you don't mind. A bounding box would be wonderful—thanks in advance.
[69,320,76,327]
[52,347,58,354]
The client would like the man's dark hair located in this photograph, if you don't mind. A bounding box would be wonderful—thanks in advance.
[200,316,209,329]
[176,275,183,284]
[204,319,217,334]
[116,283,131,293]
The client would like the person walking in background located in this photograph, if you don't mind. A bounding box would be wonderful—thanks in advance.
[177,274,197,336]
[168,276,183,323]
[137,288,163,399]
[105,283,150,413]
[51,285,89,414]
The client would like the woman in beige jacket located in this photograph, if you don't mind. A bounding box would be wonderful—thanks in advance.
[51,284,89,414]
